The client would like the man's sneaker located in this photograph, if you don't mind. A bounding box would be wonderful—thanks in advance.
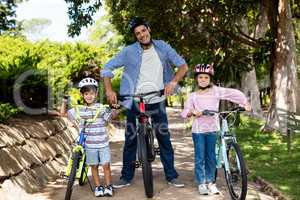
[94,185,104,197]
[112,179,131,189]
[198,184,209,195]
[104,185,114,197]
[167,178,185,188]
[208,183,220,194]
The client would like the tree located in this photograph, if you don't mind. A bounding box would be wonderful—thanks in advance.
[64,0,299,132]
[264,0,299,132]
[64,0,102,37]
[21,18,52,41]
[0,0,17,34]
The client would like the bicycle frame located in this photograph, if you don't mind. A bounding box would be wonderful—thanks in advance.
[216,117,240,174]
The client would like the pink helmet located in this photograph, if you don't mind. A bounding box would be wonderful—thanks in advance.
[193,64,214,76]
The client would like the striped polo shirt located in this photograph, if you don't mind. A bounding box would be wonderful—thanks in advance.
[67,103,112,149]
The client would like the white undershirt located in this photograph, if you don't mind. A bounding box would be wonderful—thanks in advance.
[136,45,165,104]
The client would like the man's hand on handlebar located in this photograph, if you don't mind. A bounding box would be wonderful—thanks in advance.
[106,89,118,106]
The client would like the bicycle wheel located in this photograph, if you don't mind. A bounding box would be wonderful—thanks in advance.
[146,125,155,162]
[224,142,247,200]
[65,151,80,200]
[138,124,154,198]
[78,156,88,186]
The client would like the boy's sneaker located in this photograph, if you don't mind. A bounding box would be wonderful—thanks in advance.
[167,178,185,188]
[198,184,209,195]
[94,185,104,197]
[112,179,131,189]
[208,183,220,194]
[104,185,114,197]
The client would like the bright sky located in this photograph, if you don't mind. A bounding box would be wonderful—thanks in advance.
[16,0,103,42]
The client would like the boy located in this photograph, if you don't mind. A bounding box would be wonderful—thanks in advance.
[61,77,116,197]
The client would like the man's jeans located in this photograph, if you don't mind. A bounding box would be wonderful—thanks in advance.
[192,132,217,184]
[120,101,178,182]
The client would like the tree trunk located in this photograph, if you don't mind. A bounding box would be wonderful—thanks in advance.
[240,15,264,117]
[265,0,299,133]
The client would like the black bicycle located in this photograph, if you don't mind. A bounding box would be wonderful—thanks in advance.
[117,90,164,198]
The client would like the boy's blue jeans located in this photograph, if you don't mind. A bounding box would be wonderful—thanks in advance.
[120,101,178,182]
[192,132,217,184]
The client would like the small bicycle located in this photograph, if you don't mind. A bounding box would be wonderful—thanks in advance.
[64,120,93,200]
[116,89,165,198]
[202,107,247,200]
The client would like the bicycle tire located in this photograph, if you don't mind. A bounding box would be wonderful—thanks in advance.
[224,142,247,200]
[138,124,154,198]
[146,125,155,162]
[65,151,80,200]
[78,156,88,186]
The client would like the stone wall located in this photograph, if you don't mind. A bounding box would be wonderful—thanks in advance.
[0,115,78,197]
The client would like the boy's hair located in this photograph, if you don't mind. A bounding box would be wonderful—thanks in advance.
[80,85,97,94]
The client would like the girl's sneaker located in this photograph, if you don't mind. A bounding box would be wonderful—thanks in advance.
[198,184,209,195]
[208,183,220,194]
[104,185,114,197]
[94,186,104,197]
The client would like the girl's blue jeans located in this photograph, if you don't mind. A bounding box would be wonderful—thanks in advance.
[192,132,217,184]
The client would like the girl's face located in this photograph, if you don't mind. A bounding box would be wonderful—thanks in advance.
[196,73,210,88]
[82,90,97,105]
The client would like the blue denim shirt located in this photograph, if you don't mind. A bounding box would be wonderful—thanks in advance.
[101,39,186,108]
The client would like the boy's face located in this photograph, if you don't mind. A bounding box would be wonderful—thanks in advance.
[82,90,97,105]
[134,25,151,45]
[196,73,210,88]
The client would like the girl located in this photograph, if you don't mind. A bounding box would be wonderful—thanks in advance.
[181,64,251,195]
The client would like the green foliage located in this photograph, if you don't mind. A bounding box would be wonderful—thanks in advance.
[64,0,102,37]
[0,35,109,116]
[104,0,266,85]
[237,116,300,200]
[0,102,20,123]
[0,0,17,34]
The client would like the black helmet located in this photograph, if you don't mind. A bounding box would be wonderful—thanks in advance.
[128,17,149,33]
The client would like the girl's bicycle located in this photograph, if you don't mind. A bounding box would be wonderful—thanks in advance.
[202,107,247,200]
[116,90,165,198]
[64,120,93,200]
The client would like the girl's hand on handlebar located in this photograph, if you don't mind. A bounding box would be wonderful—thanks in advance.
[192,110,202,117]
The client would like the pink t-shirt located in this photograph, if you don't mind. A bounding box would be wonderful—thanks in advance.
[181,86,248,133]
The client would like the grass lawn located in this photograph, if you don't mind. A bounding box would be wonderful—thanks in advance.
[236,116,300,200]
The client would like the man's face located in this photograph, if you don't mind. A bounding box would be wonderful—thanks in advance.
[133,25,151,45]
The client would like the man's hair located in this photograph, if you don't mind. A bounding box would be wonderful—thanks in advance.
[128,16,149,33]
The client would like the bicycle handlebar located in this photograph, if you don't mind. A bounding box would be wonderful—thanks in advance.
[117,89,165,101]
[201,107,246,116]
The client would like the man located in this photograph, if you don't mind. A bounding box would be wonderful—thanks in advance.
[101,17,188,188]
